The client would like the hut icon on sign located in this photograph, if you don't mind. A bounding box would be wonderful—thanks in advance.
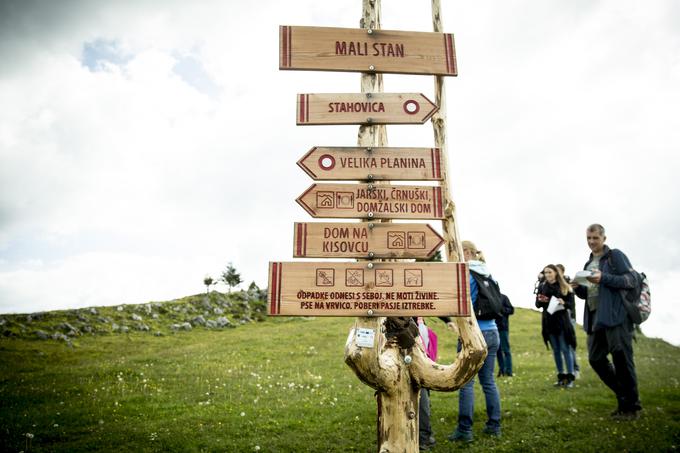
[316,192,335,208]
[387,232,406,249]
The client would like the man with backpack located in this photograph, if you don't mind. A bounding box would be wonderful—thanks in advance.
[572,224,642,420]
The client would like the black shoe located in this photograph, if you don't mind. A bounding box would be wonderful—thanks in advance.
[611,409,640,421]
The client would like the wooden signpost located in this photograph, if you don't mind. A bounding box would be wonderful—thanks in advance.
[272,3,487,451]
[296,183,444,220]
[280,25,457,76]
[296,93,438,125]
[268,261,470,317]
[293,222,444,259]
[297,146,443,181]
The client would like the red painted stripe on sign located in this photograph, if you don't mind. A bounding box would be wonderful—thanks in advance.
[295,223,303,257]
[443,34,451,74]
[280,26,290,68]
[298,94,307,123]
[269,263,279,314]
[456,262,461,314]
[276,263,282,314]
[460,263,469,316]
[447,34,457,75]
[433,187,443,217]
[303,223,307,256]
[433,148,441,179]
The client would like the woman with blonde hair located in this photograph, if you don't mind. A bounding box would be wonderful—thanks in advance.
[449,240,502,442]
[536,264,577,387]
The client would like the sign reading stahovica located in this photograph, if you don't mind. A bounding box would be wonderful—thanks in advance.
[268,261,470,317]
[280,26,457,76]
[296,93,438,125]
[297,146,443,181]
[296,183,444,220]
[293,222,444,259]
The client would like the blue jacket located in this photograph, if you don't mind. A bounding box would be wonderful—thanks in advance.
[575,245,636,332]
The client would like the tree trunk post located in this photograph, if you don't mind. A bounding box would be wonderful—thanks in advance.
[344,1,487,452]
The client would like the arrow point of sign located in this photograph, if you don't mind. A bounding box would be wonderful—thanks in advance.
[426,224,446,258]
[420,94,439,123]
[297,147,318,179]
[296,184,317,217]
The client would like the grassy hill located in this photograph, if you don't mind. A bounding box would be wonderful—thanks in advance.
[1,299,679,452]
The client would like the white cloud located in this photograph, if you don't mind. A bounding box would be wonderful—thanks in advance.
[0,0,679,345]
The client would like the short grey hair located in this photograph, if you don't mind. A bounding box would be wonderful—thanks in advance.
[587,223,605,235]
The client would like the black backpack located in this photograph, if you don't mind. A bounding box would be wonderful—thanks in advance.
[470,271,503,320]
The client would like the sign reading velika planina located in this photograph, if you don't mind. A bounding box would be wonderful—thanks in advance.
[297,146,443,181]
[280,26,457,76]
[268,261,470,317]
[296,93,438,125]
[293,222,444,259]
[296,183,444,220]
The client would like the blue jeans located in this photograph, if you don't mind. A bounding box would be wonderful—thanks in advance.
[457,329,501,433]
[496,330,512,375]
[549,333,574,375]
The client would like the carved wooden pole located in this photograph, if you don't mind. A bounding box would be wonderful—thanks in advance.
[344,1,487,452]
[430,0,487,369]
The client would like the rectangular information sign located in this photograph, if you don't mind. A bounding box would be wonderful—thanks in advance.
[296,183,444,220]
[268,261,470,317]
[293,222,444,259]
[280,25,457,76]
[297,146,443,181]
[296,93,437,125]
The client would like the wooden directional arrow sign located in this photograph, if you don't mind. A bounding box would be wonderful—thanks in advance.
[268,261,470,317]
[296,93,438,125]
[293,222,444,259]
[280,25,457,76]
[297,147,443,181]
[296,183,444,220]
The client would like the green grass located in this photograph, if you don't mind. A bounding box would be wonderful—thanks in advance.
[1,308,679,452]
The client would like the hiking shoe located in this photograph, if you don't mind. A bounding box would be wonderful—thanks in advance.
[419,436,436,451]
[612,410,640,421]
[565,380,575,389]
[482,426,502,437]
[448,429,473,443]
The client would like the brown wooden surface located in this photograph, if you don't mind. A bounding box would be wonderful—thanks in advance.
[297,146,443,181]
[296,183,444,220]
[268,261,469,317]
[280,25,457,76]
[293,222,444,259]
[296,93,437,125]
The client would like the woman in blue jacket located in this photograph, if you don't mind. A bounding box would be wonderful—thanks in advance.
[448,241,501,443]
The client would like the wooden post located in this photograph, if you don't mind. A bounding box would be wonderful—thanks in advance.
[344,1,487,452]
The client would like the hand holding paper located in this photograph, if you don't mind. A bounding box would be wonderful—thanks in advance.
[547,296,565,315]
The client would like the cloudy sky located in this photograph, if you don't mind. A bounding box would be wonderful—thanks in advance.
[1,0,678,345]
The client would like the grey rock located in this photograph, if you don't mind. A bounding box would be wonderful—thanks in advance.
[154,331,163,337]
[131,314,143,322]
[52,332,69,341]
[89,307,98,315]
[0,318,5,326]
[117,306,124,312]
[205,319,217,329]
[213,307,224,315]
[82,325,94,334]
[191,315,206,327]
[77,313,89,322]
[151,313,159,320]
[180,322,192,331]
[215,317,231,328]
[135,323,150,332]
[35,330,50,340]
[98,316,112,324]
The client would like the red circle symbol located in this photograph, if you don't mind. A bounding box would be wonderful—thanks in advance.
[318,154,336,171]
[403,100,420,115]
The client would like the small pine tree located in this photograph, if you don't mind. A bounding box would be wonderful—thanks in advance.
[221,263,243,293]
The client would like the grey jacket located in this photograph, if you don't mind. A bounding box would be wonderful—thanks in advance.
[574,245,636,332]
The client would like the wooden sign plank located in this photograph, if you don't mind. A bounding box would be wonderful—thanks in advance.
[297,147,443,181]
[296,93,438,125]
[296,183,444,220]
[293,222,444,259]
[268,261,470,317]
[279,25,457,76]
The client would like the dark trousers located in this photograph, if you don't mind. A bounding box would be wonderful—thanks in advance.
[419,388,432,443]
[496,329,513,375]
[587,318,640,411]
